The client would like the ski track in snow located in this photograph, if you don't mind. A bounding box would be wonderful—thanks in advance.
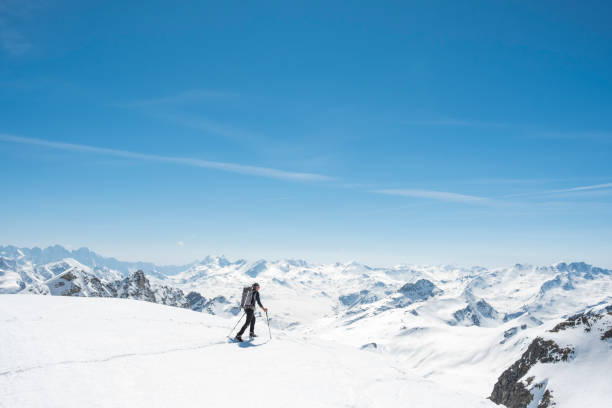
[0,295,495,408]
[2,255,612,407]
[0,340,227,377]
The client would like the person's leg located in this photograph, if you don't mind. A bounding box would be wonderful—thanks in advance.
[237,309,253,336]
[249,312,256,335]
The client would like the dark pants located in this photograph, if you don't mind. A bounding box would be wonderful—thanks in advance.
[237,308,256,336]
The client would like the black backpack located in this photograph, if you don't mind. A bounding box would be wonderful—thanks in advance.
[240,286,254,309]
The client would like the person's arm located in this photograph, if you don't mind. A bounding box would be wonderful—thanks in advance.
[256,292,267,312]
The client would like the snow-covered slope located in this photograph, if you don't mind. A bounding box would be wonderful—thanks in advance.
[152,258,612,403]
[1,246,611,407]
[45,264,116,297]
[0,244,192,281]
[0,255,209,310]
[490,304,612,407]
[0,295,495,408]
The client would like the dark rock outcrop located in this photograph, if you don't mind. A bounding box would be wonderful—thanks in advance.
[46,269,116,297]
[112,270,196,309]
[538,390,554,408]
[202,295,230,314]
[339,290,379,307]
[113,270,157,301]
[398,279,441,302]
[549,309,608,333]
[44,268,208,312]
[186,291,207,312]
[453,299,499,326]
[360,342,377,350]
[489,337,573,408]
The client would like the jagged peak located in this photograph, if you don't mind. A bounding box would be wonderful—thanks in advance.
[244,259,268,277]
[199,255,240,267]
[0,256,16,269]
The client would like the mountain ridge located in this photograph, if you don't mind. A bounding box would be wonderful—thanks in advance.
[4,244,609,275]
[1,244,611,407]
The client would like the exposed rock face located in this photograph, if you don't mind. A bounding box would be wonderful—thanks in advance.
[398,279,441,302]
[245,260,267,277]
[153,284,190,308]
[113,270,157,301]
[360,342,377,350]
[549,308,610,333]
[339,290,379,307]
[500,324,528,344]
[0,256,16,270]
[41,268,207,312]
[489,337,574,408]
[202,295,231,315]
[538,390,554,408]
[112,270,196,308]
[183,292,234,314]
[490,306,612,408]
[453,299,500,326]
[46,269,116,297]
[21,283,50,295]
[186,291,207,312]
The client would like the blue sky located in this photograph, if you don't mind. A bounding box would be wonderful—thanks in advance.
[1,1,611,267]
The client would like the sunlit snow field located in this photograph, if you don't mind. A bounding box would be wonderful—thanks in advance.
[0,295,494,408]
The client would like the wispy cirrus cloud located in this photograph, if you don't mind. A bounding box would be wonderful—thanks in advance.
[503,182,612,198]
[527,130,612,142]
[373,188,486,203]
[401,116,612,142]
[0,134,494,203]
[116,89,258,144]
[462,177,581,185]
[116,89,238,108]
[4,134,607,205]
[400,118,508,128]
[0,134,333,182]
[161,113,256,143]
[548,182,612,193]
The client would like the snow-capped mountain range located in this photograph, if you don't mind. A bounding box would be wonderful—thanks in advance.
[1,244,611,407]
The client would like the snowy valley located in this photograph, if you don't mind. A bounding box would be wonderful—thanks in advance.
[1,245,611,407]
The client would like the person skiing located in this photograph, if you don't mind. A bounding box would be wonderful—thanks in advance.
[235,283,267,342]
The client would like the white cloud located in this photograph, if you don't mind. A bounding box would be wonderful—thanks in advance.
[0,134,332,182]
[177,241,184,247]
[163,114,255,142]
[549,182,612,193]
[374,188,485,203]
[116,90,257,144]
[117,89,237,108]
[504,182,612,198]
[401,118,508,128]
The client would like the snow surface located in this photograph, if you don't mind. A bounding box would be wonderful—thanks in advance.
[2,248,612,407]
[0,295,494,408]
[523,308,612,407]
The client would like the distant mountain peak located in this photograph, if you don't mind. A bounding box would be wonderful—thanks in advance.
[245,259,268,277]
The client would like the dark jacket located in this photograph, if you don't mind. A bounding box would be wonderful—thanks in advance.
[247,291,263,309]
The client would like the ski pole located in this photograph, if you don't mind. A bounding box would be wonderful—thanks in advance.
[265,310,272,340]
[227,311,245,338]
